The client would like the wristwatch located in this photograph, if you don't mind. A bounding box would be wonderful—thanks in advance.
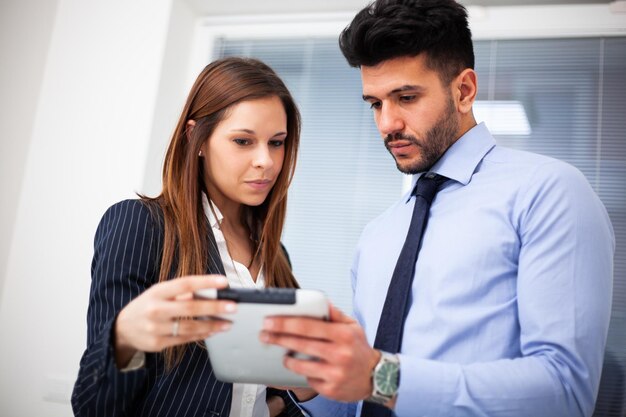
[366,351,400,405]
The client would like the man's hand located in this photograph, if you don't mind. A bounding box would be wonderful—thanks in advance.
[260,304,380,402]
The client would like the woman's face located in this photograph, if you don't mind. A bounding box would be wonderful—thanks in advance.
[200,96,287,210]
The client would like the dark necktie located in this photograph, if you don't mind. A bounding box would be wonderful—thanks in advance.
[361,173,448,417]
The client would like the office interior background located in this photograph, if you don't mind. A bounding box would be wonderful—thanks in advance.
[0,0,624,415]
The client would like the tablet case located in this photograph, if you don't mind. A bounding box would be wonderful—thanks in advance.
[194,288,329,387]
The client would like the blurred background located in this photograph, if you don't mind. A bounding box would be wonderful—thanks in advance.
[0,0,624,415]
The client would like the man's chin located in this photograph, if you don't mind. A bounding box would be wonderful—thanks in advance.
[394,158,428,175]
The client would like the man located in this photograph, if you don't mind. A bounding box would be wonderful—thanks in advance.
[261,1,615,416]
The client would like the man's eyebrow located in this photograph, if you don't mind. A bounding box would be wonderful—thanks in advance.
[362,85,425,102]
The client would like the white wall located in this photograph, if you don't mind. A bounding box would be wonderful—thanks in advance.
[143,0,197,197]
[0,0,174,415]
[0,0,59,304]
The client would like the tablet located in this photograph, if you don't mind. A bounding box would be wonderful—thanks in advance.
[194,287,329,387]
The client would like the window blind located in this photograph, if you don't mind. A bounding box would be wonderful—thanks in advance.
[216,36,626,416]
[219,38,406,312]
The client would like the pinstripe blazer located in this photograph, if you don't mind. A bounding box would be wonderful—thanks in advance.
[72,199,304,417]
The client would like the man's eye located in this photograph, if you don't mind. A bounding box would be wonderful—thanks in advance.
[233,138,250,146]
[369,102,381,110]
[269,140,285,148]
[400,95,416,102]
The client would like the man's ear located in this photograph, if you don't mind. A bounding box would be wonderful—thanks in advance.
[455,69,477,115]
[186,120,196,142]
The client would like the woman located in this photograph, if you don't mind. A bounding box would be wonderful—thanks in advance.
[72,57,304,417]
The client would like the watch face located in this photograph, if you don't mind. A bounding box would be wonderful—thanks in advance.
[375,362,399,396]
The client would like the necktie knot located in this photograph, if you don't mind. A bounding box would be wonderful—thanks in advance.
[411,173,449,203]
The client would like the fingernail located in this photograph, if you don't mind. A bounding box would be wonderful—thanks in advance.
[263,318,274,330]
[224,302,237,313]
[260,332,270,343]
[220,322,231,331]
[214,276,228,285]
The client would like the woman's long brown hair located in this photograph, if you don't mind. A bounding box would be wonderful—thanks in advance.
[142,57,301,369]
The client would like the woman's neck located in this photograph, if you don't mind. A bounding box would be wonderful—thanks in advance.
[210,197,257,275]
[210,197,244,232]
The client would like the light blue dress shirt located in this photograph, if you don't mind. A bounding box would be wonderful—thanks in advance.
[302,123,614,417]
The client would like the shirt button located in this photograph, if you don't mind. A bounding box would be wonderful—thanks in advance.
[246,395,254,404]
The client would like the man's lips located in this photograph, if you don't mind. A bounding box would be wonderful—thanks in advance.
[386,140,413,149]
[386,140,416,156]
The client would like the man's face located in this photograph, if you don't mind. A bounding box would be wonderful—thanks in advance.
[361,55,460,174]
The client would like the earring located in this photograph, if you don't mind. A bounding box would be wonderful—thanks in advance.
[198,150,203,157]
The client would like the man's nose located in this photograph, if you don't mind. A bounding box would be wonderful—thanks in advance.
[377,104,404,138]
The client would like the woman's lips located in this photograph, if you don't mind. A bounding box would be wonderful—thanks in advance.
[245,179,272,190]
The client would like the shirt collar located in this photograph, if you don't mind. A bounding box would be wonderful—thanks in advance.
[408,122,496,194]
[201,193,223,229]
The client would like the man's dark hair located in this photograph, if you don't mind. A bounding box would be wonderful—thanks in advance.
[339,0,475,84]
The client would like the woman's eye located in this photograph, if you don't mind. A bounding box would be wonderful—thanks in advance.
[269,140,285,148]
[233,138,250,146]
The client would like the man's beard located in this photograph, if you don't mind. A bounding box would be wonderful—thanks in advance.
[384,96,459,174]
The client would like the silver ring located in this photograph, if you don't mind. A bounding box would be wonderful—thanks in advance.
[172,318,180,337]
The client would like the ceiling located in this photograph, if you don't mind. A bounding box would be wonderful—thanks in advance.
[461,0,609,4]
[186,0,612,16]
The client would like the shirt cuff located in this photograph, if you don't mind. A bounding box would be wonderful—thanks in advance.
[394,354,457,417]
[120,350,145,373]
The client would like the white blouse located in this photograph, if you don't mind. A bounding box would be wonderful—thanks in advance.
[202,195,269,417]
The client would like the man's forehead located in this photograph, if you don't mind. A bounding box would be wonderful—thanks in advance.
[361,73,432,99]
[360,54,429,74]
[360,55,435,93]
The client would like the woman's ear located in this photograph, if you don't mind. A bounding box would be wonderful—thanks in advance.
[186,120,196,142]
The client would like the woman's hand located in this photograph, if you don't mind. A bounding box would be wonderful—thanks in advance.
[114,275,235,368]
